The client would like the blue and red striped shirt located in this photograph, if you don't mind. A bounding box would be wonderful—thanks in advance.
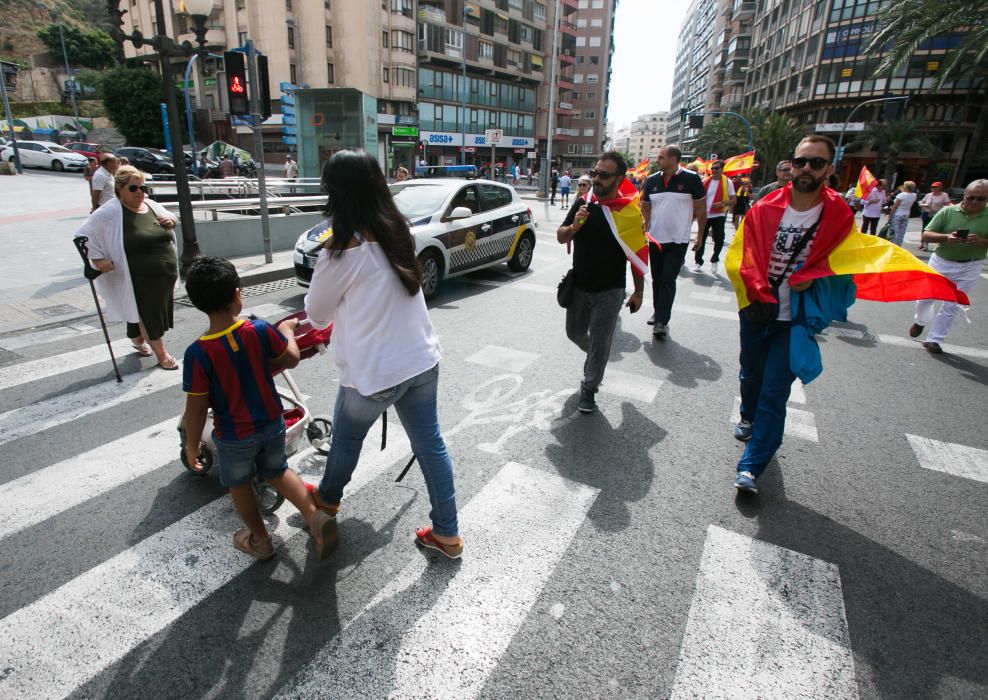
[182,319,288,440]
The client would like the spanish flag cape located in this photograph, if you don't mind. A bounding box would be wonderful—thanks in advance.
[725,185,970,309]
[588,178,651,278]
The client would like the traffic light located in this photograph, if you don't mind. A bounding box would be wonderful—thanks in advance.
[224,51,249,116]
[688,113,705,130]
[257,54,271,120]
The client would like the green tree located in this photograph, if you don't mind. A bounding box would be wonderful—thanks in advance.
[37,24,116,70]
[749,109,804,186]
[865,0,988,89]
[848,118,939,182]
[99,67,165,146]
[691,116,747,161]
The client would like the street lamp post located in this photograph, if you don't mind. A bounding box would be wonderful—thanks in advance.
[833,95,910,172]
[107,0,216,277]
[38,4,83,134]
[541,0,562,198]
[460,7,470,166]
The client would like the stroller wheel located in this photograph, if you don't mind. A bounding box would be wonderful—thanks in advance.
[255,480,284,515]
[180,442,213,475]
[307,416,333,455]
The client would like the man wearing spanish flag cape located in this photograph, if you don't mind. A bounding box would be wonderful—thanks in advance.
[558,151,648,414]
[725,135,970,495]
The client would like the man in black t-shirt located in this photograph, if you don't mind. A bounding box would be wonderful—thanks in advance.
[557,152,644,414]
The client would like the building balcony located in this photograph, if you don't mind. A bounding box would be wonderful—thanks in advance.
[733,1,756,21]
[727,46,750,61]
[560,49,575,64]
[418,5,445,24]
[561,0,579,12]
[560,20,578,37]
[724,65,748,85]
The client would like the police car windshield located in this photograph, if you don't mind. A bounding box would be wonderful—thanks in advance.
[390,184,450,220]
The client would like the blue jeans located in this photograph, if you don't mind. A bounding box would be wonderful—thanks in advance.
[737,315,795,478]
[214,417,288,488]
[318,364,459,537]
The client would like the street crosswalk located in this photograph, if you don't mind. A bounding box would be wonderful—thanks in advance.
[0,269,983,699]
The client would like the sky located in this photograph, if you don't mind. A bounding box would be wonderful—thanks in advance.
[607,0,690,131]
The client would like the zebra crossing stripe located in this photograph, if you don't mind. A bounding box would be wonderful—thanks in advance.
[0,418,179,541]
[0,368,181,448]
[906,434,988,485]
[466,345,541,372]
[0,421,410,700]
[274,462,599,700]
[0,337,134,392]
[242,303,296,320]
[670,525,857,699]
[0,323,99,351]
[789,380,806,404]
[731,397,819,442]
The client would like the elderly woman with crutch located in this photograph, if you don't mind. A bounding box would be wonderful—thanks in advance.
[74,164,181,370]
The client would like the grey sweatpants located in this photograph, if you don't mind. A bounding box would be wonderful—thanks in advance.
[565,286,625,392]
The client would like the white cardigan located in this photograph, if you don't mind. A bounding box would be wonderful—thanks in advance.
[74,197,177,323]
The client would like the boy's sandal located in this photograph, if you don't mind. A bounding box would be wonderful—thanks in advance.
[233,528,276,560]
[131,342,153,357]
[415,526,463,560]
[157,355,180,370]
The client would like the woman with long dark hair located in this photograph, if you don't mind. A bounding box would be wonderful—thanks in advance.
[304,150,463,559]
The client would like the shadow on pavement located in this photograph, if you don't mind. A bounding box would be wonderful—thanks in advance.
[643,336,722,388]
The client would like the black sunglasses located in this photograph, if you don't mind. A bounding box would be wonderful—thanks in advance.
[589,169,617,179]
[577,181,590,187]
[791,156,830,171]
[127,184,151,194]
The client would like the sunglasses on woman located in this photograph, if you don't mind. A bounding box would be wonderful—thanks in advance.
[578,182,590,187]
[791,156,830,171]
[127,184,151,194]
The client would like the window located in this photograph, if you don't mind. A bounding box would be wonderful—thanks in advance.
[287,26,295,49]
[534,3,546,21]
[238,31,248,46]
[382,30,388,48]
[286,0,292,8]
[576,36,586,47]
[479,40,493,59]
[577,18,587,28]
[383,67,389,83]
[567,144,579,154]
[325,0,330,7]
[327,62,334,83]
[589,37,601,47]
[591,18,602,27]
[326,25,333,47]
[392,0,412,17]
[392,30,414,52]
[583,110,595,119]
[586,74,599,84]
[592,0,604,7]
[574,73,584,83]
[394,67,415,87]
[583,128,595,136]
[589,56,599,65]
[290,63,297,84]
[582,143,594,153]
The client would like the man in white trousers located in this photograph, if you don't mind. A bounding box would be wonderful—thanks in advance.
[910,179,988,353]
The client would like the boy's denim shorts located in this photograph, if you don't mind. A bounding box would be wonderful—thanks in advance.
[213,417,288,488]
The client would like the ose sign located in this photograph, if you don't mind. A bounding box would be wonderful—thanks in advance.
[484,129,503,144]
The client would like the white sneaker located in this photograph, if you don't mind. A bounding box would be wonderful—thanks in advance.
[693,263,703,273]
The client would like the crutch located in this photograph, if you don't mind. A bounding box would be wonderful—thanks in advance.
[73,236,123,383]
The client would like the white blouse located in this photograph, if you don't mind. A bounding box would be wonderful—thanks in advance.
[304,241,441,396]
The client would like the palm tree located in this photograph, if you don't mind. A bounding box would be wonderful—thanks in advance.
[865,0,988,89]
[849,118,939,183]
[749,109,804,186]
[690,117,748,161]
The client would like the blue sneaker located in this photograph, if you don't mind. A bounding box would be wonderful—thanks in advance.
[734,471,758,494]
[733,419,753,442]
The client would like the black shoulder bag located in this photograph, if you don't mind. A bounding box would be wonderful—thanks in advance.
[742,214,822,323]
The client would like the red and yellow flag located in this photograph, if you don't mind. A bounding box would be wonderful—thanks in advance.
[722,150,756,176]
[853,165,878,200]
[689,157,711,177]
[630,158,650,180]
[725,185,969,309]
[590,178,650,278]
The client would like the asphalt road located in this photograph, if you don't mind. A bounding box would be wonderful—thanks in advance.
[0,197,985,699]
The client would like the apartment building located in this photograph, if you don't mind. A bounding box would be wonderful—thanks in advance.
[537,0,617,176]
[626,111,668,163]
[121,0,420,167]
[415,0,547,172]
[670,0,986,186]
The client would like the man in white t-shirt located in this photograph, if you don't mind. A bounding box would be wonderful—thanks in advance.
[693,160,736,271]
[90,154,118,212]
[860,178,887,235]
[728,135,835,495]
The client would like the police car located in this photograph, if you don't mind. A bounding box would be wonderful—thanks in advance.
[293,178,536,299]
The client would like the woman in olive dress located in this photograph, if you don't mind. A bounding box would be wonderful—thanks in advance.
[75,165,181,369]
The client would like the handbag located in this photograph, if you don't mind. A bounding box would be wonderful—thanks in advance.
[877,222,892,240]
[557,269,576,308]
[741,214,822,323]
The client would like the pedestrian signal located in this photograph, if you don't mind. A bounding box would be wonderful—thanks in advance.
[224,51,249,116]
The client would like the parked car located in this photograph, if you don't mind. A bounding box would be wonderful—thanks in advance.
[1,140,88,171]
[293,178,536,299]
[64,141,110,161]
[113,147,175,175]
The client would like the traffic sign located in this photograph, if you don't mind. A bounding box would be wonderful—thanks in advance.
[485,129,503,143]
[282,113,296,126]
[392,126,419,137]
[283,126,297,136]
[281,93,294,107]
[282,135,297,145]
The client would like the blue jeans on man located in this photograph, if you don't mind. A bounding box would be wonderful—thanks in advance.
[317,364,459,538]
[736,315,796,479]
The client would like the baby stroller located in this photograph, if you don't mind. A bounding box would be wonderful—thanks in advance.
[177,311,334,514]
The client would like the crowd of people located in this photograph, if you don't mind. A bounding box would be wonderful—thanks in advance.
[71,136,983,561]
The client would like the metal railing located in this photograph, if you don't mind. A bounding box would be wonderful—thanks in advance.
[158,192,326,221]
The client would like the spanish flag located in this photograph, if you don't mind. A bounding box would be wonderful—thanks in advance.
[853,165,878,200]
[631,158,651,179]
[590,178,650,278]
[725,185,970,309]
[722,150,756,177]
[689,158,711,177]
